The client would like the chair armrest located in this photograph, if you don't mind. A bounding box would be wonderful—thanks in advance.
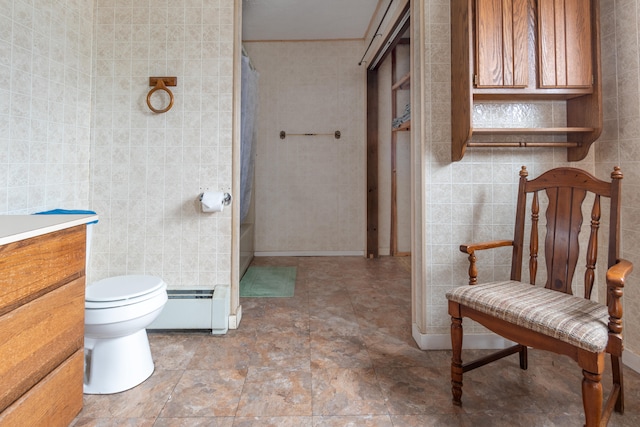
[459,240,514,285]
[460,240,514,254]
[606,259,633,350]
[606,259,633,288]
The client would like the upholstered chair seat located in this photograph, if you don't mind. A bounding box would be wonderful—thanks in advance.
[447,280,609,353]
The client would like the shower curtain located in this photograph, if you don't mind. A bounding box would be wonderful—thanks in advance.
[240,52,259,223]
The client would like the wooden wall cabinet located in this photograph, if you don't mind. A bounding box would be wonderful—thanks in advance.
[0,225,86,426]
[452,0,602,161]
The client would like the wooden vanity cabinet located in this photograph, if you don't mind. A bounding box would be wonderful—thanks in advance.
[452,0,602,161]
[0,225,86,426]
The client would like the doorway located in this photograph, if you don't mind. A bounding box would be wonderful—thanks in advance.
[234,1,415,330]
[365,5,411,259]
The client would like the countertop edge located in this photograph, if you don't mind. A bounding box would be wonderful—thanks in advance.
[0,214,99,246]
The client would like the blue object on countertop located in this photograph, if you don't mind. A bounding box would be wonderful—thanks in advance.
[34,209,98,224]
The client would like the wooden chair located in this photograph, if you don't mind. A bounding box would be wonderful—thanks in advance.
[446,166,633,427]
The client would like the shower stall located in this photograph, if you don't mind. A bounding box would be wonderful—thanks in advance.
[239,48,259,277]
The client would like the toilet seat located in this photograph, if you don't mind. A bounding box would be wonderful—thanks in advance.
[86,275,166,309]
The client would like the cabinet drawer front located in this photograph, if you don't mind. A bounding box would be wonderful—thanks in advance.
[0,225,85,316]
[0,277,84,412]
[0,349,84,427]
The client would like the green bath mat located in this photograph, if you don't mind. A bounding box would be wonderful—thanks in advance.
[240,266,297,297]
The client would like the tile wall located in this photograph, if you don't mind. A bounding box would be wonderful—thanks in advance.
[89,0,235,288]
[244,41,366,255]
[0,0,94,214]
[597,0,640,355]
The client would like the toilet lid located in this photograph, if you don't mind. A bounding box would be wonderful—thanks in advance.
[86,275,166,302]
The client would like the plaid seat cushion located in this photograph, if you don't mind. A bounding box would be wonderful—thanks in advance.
[446,280,609,353]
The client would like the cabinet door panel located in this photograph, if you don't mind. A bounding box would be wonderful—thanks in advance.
[475,0,528,88]
[538,0,592,88]
[0,277,84,413]
[0,226,85,316]
[0,350,83,427]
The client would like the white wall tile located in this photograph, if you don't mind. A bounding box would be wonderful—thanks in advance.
[2,0,93,215]
[245,41,366,254]
[88,0,234,287]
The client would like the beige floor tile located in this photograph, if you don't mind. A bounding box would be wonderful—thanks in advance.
[312,415,394,426]
[80,370,183,418]
[235,367,313,417]
[310,333,372,369]
[158,369,246,418]
[71,419,156,427]
[311,368,388,416]
[71,256,640,427]
[153,417,234,427]
[233,417,313,426]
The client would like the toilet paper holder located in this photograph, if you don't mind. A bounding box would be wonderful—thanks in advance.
[198,192,232,206]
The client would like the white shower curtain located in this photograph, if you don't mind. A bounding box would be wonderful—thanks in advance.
[240,53,259,223]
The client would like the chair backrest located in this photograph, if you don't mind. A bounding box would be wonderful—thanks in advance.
[510,167,622,299]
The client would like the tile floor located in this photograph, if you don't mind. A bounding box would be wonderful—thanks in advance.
[72,256,640,426]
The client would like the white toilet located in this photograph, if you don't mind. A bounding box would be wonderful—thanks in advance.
[82,225,168,394]
[84,275,168,394]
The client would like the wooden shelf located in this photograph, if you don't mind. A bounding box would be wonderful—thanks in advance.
[473,127,595,135]
[468,141,580,148]
[473,88,593,101]
[392,72,410,91]
[393,121,411,131]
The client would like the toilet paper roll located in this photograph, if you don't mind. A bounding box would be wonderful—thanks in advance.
[199,191,227,213]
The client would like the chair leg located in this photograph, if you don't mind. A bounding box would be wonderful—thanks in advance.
[611,355,624,413]
[519,345,528,370]
[582,369,603,427]
[451,315,463,405]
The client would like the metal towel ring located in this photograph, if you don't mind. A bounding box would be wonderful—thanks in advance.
[147,79,174,114]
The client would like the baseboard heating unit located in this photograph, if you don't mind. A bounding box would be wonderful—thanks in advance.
[148,286,229,335]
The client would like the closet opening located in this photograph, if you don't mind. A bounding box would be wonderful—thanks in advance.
[365,6,411,259]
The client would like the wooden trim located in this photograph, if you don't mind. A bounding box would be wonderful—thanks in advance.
[567,0,602,161]
[230,0,242,317]
[451,0,474,161]
[392,72,411,90]
[370,7,411,71]
[391,49,398,256]
[468,141,579,148]
[366,68,379,259]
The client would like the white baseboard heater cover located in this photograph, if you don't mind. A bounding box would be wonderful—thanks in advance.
[148,286,229,335]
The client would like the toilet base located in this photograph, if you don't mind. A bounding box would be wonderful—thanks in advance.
[83,329,155,394]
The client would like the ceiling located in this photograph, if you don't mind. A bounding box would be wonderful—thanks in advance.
[242,0,381,41]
